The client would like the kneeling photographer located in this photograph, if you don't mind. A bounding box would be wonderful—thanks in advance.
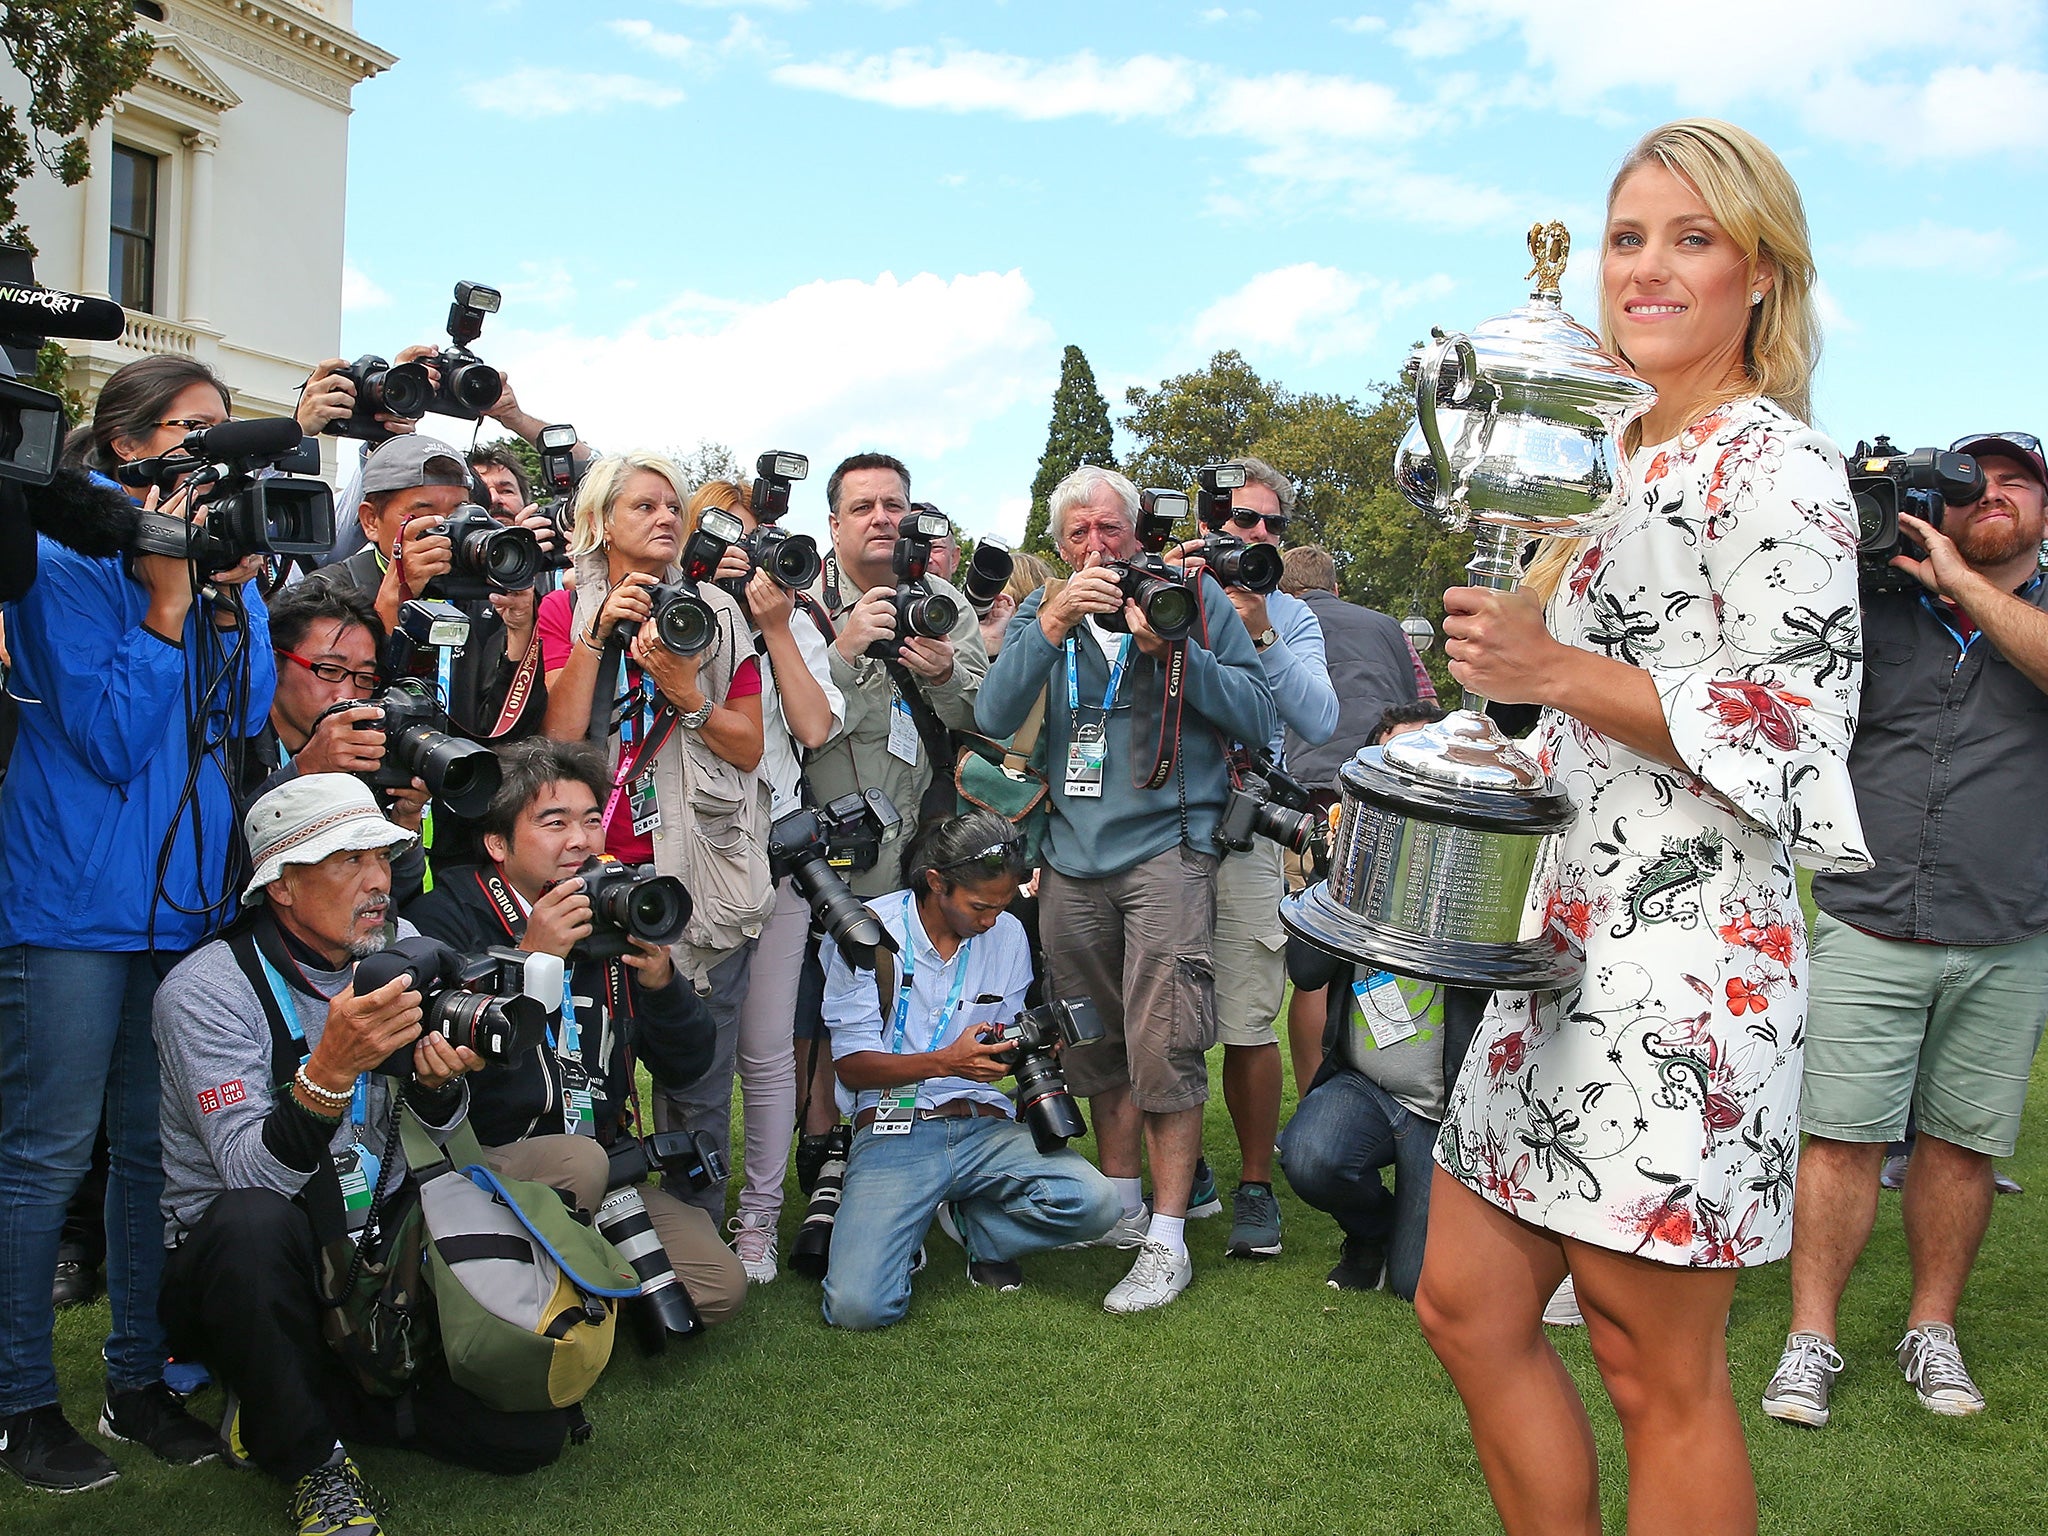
[819,813,1118,1331]
[404,740,746,1335]
[153,775,566,1534]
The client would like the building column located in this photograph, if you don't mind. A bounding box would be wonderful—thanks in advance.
[79,112,117,300]
[181,131,218,328]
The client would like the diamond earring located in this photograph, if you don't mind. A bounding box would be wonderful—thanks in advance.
[1750,291,1764,306]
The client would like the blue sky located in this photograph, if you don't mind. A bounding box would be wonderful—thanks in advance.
[340,0,2048,547]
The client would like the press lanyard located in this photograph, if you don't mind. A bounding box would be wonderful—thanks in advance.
[256,949,369,1130]
[1065,631,1129,718]
[888,894,973,1055]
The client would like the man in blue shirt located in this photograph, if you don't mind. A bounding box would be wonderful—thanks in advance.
[819,813,1118,1329]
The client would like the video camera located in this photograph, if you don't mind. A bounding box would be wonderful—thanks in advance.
[1216,747,1328,873]
[535,423,583,566]
[768,789,904,967]
[114,416,335,572]
[980,997,1105,1153]
[544,855,691,962]
[869,509,959,660]
[961,537,1014,618]
[0,265,127,491]
[749,449,808,524]
[597,1131,728,1351]
[1192,462,1283,594]
[316,676,501,819]
[1098,488,1196,639]
[327,281,504,442]
[352,936,552,1076]
[1849,436,1986,593]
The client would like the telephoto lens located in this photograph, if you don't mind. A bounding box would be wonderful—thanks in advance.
[614,581,718,658]
[961,538,1014,617]
[565,856,691,961]
[594,1184,703,1352]
[334,683,501,820]
[786,1122,851,1279]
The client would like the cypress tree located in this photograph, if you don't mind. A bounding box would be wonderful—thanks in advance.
[1022,344,1115,555]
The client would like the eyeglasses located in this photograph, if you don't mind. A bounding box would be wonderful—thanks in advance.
[1953,431,2042,457]
[154,418,224,434]
[942,836,1024,877]
[279,651,381,692]
[1227,509,1288,535]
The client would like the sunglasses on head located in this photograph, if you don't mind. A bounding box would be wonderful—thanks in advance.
[1953,431,2042,457]
[1225,509,1287,534]
[942,835,1024,878]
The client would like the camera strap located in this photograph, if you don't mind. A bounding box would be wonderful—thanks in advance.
[584,634,680,837]
[485,627,544,739]
[1126,635,1188,792]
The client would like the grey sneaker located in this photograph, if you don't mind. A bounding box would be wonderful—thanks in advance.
[1225,1182,1282,1258]
[1762,1332,1845,1427]
[1896,1323,1985,1416]
[1103,1239,1193,1314]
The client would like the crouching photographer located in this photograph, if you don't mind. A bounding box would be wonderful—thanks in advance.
[819,814,1118,1330]
[153,775,568,1535]
[405,740,746,1338]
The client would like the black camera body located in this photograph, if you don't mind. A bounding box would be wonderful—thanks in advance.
[326,282,504,442]
[1216,749,1326,869]
[616,579,718,658]
[738,524,822,594]
[320,678,501,820]
[1850,436,1985,594]
[1190,462,1283,594]
[549,855,691,962]
[768,789,902,967]
[326,354,433,442]
[1099,488,1195,639]
[981,997,1104,1153]
[749,450,808,523]
[427,503,544,600]
[120,417,336,571]
[604,1128,729,1194]
[354,937,549,1076]
[870,510,959,660]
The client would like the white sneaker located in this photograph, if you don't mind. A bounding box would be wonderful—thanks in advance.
[1896,1323,1985,1416]
[1063,1206,1150,1251]
[728,1213,778,1285]
[1762,1332,1844,1427]
[1542,1275,1584,1327]
[1103,1239,1193,1314]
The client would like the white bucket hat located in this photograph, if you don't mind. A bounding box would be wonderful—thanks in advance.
[242,773,416,901]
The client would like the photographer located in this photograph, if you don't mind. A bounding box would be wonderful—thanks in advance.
[0,355,276,1492]
[537,453,772,1217]
[1766,431,2048,1427]
[1180,456,1337,1262]
[154,775,565,1533]
[469,443,568,574]
[978,466,1274,1314]
[806,453,988,897]
[819,813,1118,1328]
[405,740,746,1325]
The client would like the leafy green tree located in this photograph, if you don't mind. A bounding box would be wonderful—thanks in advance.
[1022,344,1115,556]
[1,3,153,251]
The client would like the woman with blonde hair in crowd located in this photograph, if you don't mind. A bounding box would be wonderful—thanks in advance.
[537,452,774,1224]
[1413,119,1869,1535]
[979,548,1052,659]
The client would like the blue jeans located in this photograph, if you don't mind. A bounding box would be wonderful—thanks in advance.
[1278,1069,1437,1301]
[0,946,174,1413]
[822,1114,1119,1331]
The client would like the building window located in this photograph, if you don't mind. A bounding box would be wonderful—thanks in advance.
[110,144,158,314]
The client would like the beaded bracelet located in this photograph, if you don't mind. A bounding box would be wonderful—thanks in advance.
[293,1064,350,1116]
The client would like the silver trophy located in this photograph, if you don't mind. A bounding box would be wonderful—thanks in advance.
[1280,223,1656,989]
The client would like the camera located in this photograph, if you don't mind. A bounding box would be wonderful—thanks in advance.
[749,449,808,523]
[678,504,746,586]
[1195,461,1247,526]
[593,1182,701,1350]
[425,502,544,600]
[325,283,504,442]
[548,855,691,961]
[1191,463,1283,594]
[1098,488,1196,640]
[604,1128,730,1195]
[353,937,553,1076]
[768,789,903,968]
[615,580,718,658]
[738,524,822,594]
[961,537,1014,618]
[1849,436,1985,593]
[786,1121,850,1279]
[980,997,1105,1154]
[535,423,583,566]
[869,509,959,660]
[1215,748,1327,871]
[119,416,336,571]
[318,677,501,819]
[325,355,434,442]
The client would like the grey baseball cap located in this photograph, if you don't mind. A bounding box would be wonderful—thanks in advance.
[360,434,469,496]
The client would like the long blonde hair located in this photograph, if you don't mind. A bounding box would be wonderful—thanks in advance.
[1528,118,1822,605]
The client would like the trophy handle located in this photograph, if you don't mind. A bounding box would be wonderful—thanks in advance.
[1415,329,1481,519]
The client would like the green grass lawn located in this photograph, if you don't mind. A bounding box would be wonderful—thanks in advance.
[13,1045,2048,1533]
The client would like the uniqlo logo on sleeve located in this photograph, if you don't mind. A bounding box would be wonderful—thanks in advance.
[197,1088,221,1115]
[219,1079,246,1106]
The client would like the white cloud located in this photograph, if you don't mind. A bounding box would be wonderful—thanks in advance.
[461,68,684,117]
[669,0,804,8]
[341,261,389,312]
[1845,222,2016,273]
[1333,14,1388,33]
[1191,262,1453,362]
[774,48,1200,123]
[608,19,695,63]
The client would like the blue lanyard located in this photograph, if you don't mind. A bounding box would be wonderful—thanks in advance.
[888,894,973,1055]
[1065,630,1129,716]
[256,950,369,1129]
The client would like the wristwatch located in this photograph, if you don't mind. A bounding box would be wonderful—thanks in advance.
[676,700,714,730]
[1253,627,1278,651]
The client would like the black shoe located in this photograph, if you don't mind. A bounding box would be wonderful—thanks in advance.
[968,1258,1024,1292]
[0,1404,119,1493]
[1326,1235,1386,1292]
[51,1241,101,1309]
[99,1380,219,1466]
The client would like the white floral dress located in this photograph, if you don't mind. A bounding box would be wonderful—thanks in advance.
[1435,396,1872,1267]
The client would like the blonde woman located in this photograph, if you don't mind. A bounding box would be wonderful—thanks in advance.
[979,549,1052,658]
[537,453,773,1219]
[1414,120,1870,1535]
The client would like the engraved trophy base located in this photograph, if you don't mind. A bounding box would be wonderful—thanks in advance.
[1279,710,1584,991]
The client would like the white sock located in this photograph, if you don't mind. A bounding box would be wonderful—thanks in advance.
[1111,1176,1145,1220]
[1149,1214,1187,1255]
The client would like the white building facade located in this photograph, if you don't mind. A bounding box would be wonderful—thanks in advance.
[6,1,392,458]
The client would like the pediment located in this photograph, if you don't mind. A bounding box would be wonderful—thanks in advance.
[143,35,242,115]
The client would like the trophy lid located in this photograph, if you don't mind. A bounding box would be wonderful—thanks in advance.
[1380,707,1545,791]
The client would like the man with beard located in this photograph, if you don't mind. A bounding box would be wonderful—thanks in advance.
[1764,433,2048,1429]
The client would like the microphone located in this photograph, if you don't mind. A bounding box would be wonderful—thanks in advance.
[0,283,128,342]
[112,416,309,487]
